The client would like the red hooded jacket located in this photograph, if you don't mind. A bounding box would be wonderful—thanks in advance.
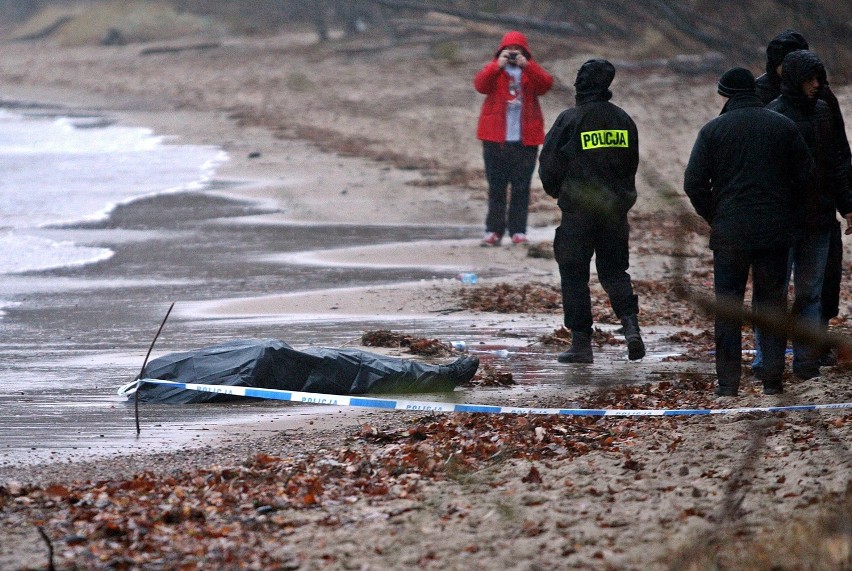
[474,31,553,146]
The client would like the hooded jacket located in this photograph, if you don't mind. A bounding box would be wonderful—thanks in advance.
[684,93,813,251]
[755,29,809,104]
[474,31,553,146]
[754,31,850,181]
[766,50,852,231]
[538,59,638,218]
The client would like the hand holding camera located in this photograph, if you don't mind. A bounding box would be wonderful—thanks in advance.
[499,49,526,68]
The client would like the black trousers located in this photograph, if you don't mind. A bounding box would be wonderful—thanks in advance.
[554,210,638,334]
[482,141,538,237]
[821,220,842,321]
[714,247,788,389]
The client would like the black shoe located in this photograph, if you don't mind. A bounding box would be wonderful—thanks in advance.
[445,356,480,383]
[715,387,738,397]
[763,384,783,395]
[557,331,593,363]
[557,350,593,363]
[627,337,646,361]
[620,314,646,361]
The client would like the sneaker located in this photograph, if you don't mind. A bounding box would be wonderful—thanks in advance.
[481,232,502,247]
[511,233,529,245]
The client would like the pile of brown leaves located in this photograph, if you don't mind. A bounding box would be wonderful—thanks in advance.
[537,327,572,346]
[460,364,515,387]
[458,282,562,313]
[361,329,454,357]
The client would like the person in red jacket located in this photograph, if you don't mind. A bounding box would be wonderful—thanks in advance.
[474,31,553,246]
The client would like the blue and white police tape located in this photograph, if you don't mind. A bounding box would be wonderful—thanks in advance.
[133,379,852,417]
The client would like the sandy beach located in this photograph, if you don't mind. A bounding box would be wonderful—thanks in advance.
[1,21,852,570]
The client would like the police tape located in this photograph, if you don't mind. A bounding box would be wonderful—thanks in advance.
[135,379,852,417]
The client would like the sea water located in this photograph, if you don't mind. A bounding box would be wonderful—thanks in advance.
[0,108,226,275]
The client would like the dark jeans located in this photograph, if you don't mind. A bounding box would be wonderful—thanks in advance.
[752,227,831,372]
[554,210,638,334]
[714,247,788,390]
[821,221,842,322]
[482,141,538,237]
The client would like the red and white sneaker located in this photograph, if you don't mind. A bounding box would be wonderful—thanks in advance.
[511,233,529,245]
[481,232,502,247]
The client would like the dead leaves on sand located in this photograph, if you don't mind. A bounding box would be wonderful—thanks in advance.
[361,329,454,357]
[452,280,712,331]
[461,364,514,387]
[459,282,562,313]
[5,376,852,569]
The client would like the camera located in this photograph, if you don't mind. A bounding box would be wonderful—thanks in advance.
[507,51,519,62]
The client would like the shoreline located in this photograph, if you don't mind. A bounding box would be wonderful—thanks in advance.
[0,80,566,477]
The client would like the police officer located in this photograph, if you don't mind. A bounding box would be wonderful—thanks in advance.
[538,59,644,363]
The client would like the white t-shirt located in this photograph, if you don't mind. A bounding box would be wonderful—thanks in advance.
[504,65,522,142]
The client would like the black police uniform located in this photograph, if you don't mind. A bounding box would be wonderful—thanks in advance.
[539,59,640,338]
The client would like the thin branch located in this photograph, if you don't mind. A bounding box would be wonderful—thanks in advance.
[135,302,175,436]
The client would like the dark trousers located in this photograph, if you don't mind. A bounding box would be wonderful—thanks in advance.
[554,210,639,334]
[821,221,842,322]
[482,141,538,237]
[714,247,788,390]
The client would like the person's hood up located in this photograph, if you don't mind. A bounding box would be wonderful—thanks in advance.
[494,30,532,59]
[574,59,615,103]
[765,29,809,80]
[781,49,825,110]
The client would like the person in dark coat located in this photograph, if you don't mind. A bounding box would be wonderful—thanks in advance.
[683,68,813,396]
[755,29,809,104]
[751,50,852,380]
[755,30,852,368]
[538,59,644,364]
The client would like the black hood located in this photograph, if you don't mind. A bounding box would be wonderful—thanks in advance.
[765,29,809,82]
[781,49,825,110]
[574,59,615,103]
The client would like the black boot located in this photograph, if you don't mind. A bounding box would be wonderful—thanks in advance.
[557,331,593,363]
[620,314,646,361]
